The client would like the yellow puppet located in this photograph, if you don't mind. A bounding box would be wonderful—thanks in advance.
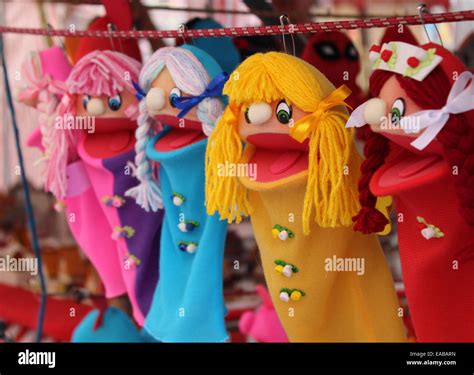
[206,52,406,342]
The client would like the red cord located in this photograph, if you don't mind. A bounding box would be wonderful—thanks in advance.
[0,10,473,39]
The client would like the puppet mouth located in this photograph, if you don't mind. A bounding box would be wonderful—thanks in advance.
[90,118,137,134]
[154,114,206,151]
[368,131,446,196]
[246,133,309,182]
[381,132,444,157]
[381,132,445,178]
[82,118,136,158]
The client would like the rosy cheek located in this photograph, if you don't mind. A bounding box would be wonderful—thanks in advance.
[279,123,291,134]
[237,119,251,141]
[109,107,126,117]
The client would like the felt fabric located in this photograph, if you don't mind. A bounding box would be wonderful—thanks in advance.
[72,307,143,343]
[72,16,141,64]
[0,284,92,342]
[379,26,418,46]
[73,133,163,325]
[237,145,407,342]
[302,31,366,109]
[38,47,72,82]
[102,150,162,318]
[371,150,474,342]
[177,18,241,74]
[239,285,288,342]
[64,160,128,299]
[143,128,228,342]
[29,119,159,322]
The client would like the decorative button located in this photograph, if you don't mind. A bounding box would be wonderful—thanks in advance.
[279,288,305,302]
[102,195,125,208]
[177,220,199,233]
[124,253,141,267]
[111,226,135,240]
[178,241,198,254]
[274,260,298,278]
[171,192,186,206]
[279,291,290,302]
[272,224,295,241]
[282,265,293,278]
[290,290,303,301]
[381,49,393,62]
[407,56,420,68]
[54,200,66,212]
[416,216,444,240]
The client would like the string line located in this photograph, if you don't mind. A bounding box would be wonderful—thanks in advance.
[0,10,472,39]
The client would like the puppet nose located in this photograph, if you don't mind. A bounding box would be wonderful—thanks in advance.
[86,98,105,116]
[363,98,387,127]
[146,87,166,114]
[247,102,273,125]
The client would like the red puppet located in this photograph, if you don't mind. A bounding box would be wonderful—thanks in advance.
[347,40,474,342]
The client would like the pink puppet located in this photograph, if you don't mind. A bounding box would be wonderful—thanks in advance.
[51,48,162,328]
[239,285,288,343]
[18,18,162,341]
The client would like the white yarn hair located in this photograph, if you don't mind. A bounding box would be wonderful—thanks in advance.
[125,46,224,211]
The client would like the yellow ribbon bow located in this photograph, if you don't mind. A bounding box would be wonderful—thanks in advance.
[289,84,352,143]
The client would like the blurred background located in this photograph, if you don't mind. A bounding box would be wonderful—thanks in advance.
[0,0,472,343]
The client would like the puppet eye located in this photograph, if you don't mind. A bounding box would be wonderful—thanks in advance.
[169,87,181,108]
[275,100,292,125]
[245,102,272,125]
[345,43,359,61]
[82,95,91,110]
[108,94,122,111]
[390,98,406,125]
[314,41,340,60]
[244,108,251,124]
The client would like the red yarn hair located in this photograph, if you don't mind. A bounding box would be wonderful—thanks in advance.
[354,49,474,233]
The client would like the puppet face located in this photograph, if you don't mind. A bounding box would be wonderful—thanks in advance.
[367,75,446,155]
[369,75,423,137]
[76,87,138,158]
[147,68,199,123]
[302,32,360,87]
[75,89,135,118]
[237,100,309,143]
[235,99,311,181]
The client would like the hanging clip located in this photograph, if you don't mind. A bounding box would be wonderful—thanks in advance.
[107,23,124,53]
[178,23,192,45]
[417,4,443,46]
[279,14,296,56]
[46,23,66,51]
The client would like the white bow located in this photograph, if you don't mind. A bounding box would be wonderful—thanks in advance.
[345,101,367,128]
[345,72,474,151]
[401,71,474,150]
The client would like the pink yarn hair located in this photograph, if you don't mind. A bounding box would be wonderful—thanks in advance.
[67,50,140,98]
[46,50,141,199]
[17,52,68,164]
[45,95,77,199]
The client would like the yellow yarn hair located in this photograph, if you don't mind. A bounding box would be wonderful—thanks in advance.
[206,103,252,223]
[205,52,361,233]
